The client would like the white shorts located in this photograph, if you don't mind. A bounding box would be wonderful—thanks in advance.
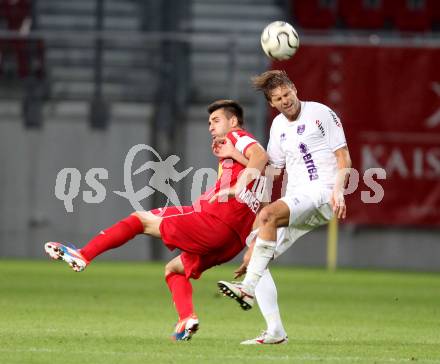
[246,187,333,258]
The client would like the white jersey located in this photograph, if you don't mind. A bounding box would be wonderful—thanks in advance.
[267,101,347,192]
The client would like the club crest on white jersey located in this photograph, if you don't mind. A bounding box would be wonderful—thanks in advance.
[267,101,347,190]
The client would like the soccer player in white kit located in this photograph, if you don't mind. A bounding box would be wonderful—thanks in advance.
[218,70,352,344]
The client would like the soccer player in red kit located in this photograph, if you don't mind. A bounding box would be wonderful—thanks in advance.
[44,99,268,341]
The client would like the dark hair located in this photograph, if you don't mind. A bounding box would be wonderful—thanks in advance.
[251,70,295,100]
[207,99,244,126]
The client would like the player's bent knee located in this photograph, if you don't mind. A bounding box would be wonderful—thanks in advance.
[131,211,162,237]
[132,211,155,225]
[132,211,148,226]
[259,207,278,227]
[164,257,185,277]
[164,262,173,277]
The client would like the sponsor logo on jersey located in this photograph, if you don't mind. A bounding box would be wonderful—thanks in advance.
[329,110,341,127]
[238,188,261,214]
[280,132,286,142]
[297,124,305,135]
[298,142,319,181]
[315,120,325,137]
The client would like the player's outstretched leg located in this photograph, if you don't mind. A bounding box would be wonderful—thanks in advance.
[44,214,146,272]
[44,242,89,272]
[217,281,255,310]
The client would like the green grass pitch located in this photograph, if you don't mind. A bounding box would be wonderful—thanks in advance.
[1,260,440,364]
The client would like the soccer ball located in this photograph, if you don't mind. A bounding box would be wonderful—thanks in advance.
[260,21,299,61]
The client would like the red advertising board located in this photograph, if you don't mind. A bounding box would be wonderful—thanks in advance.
[272,44,440,226]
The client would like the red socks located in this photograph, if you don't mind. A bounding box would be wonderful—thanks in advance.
[80,215,144,261]
[79,214,194,320]
[165,272,194,320]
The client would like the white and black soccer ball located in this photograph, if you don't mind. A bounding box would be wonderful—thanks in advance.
[260,21,299,61]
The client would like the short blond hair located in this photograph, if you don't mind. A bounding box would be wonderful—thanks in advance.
[251,70,294,100]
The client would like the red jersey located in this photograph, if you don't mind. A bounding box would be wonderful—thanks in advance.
[195,129,265,242]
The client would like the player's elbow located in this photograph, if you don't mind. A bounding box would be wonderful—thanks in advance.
[336,147,352,169]
[247,145,269,165]
[254,148,269,166]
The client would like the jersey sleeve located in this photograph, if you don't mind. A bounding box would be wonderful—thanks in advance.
[228,130,258,156]
[323,107,347,151]
[266,122,285,168]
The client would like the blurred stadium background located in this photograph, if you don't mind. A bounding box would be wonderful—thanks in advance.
[0,0,439,271]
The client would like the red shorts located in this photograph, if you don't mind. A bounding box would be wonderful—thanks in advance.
[151,206,244,279]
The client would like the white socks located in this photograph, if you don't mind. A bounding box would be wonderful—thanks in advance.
[255,269,287,338]
[243,237,276,294]
[242,236,287,337]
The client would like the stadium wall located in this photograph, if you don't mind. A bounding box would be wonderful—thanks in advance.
[0,115,153,261]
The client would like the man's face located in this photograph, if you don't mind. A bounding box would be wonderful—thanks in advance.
[208,108,238,140]
[269,84,300,120]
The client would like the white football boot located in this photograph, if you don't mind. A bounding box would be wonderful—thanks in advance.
[217,281,255,310]
[241,330,288,345]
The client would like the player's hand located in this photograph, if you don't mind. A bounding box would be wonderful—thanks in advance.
[208,187,237,204]
[234,263,247,279]
[331,189,346,219]
[233,245,252,278]
[211,137,223,156]
[212,137,235,159]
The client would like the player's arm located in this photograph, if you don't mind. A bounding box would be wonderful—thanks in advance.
[212,137,249,166]
[265,122,285,180]
[237,143,269,188]
[332,146,352,219]
[209,143,268,203]
[213,137,283,182]
[322,106,351,219]
[213,134,283,180]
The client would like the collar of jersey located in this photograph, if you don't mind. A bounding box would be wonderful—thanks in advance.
[284,101,305,126]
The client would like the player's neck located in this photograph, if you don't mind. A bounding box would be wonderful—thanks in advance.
[287,101,301,122]
[230,126,243,132]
